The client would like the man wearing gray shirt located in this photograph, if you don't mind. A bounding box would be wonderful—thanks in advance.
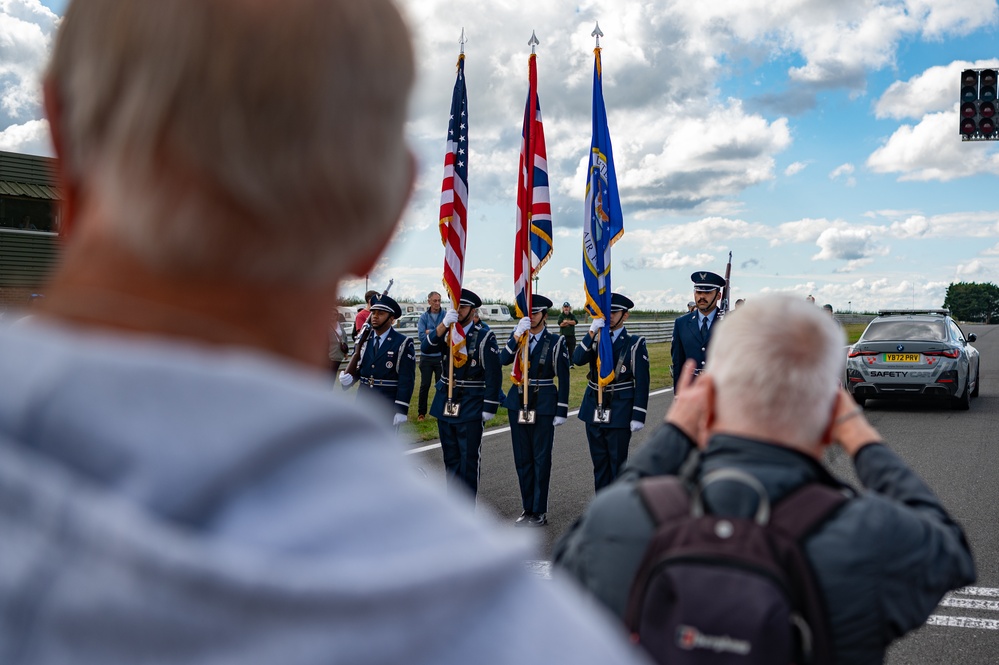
[416,290,446,421]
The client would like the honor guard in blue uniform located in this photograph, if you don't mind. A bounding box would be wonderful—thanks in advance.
[670,270,726,393]
[339,294,415,427]
[423,289,502,499]
[573,293,650,491]
[500,294,570,527]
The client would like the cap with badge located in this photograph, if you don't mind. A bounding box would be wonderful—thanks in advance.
[530,294,553,313]
[562,301,571,308]
[369,294,402,319]
[458,288,482,308]
[691,271,726,292]
[610,293,635,312]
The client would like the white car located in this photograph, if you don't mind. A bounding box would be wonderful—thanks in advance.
[394,312,421,334]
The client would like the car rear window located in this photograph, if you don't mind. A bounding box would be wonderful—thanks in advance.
[862,320,947,342]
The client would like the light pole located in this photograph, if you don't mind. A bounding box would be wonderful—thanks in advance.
[848,301,852,313]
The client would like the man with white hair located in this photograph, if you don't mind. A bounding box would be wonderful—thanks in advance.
[555,294,975,664]
[0,2,649,663]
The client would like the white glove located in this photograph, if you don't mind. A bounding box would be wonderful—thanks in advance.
[392,413,408,427]
[630,420,644,433]
[482,411,496,423]
[338,371,354,387]
[553,416,566,427]
[514,316,531,338]
[589,318,605,334]
[442,308,459,327]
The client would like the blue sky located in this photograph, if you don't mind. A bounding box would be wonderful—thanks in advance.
[3,0,999,312]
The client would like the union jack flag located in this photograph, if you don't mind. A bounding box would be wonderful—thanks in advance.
[439,54,469,367]
[583,46,623,387]
[512,51,553,386]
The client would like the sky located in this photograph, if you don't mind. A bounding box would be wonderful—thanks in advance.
[2,0,999,312]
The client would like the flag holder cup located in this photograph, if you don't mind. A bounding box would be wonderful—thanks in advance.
[518,409,537,425]
[593,406,612,424]
[443,401,461,418]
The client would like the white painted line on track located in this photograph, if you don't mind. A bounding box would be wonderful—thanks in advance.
[926,615,999,630]
[940,597,999,612]
[953,586,999,597]
[405,387,674,455]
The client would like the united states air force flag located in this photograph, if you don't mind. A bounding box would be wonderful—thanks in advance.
[582,46,623,387]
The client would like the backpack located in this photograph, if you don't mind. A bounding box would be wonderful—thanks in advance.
[623,467,847,665]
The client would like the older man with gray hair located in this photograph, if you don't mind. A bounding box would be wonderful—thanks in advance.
[0,2,649,663]
[555,294,974,664]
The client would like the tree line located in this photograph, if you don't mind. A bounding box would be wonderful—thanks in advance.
[944,282,999,323]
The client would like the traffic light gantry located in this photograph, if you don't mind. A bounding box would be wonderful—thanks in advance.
[960,68,997,141]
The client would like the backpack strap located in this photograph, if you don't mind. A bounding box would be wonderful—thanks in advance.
[769,483,848,541]
[636,476,691,526]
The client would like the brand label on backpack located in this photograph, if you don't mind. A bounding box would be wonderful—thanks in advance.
[676,625,751,655]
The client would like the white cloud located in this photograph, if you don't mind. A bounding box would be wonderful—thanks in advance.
[622,250,716,271]
[812,227,886,263]
[873,61,997,121]
[829,163,856,186]
[867,110,999,181]
[784,161,808,176]
[0,1,58,126]
[956,259,984,276]
[0,118,50,154]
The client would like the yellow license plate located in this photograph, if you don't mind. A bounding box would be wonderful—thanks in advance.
[884,353,920,362]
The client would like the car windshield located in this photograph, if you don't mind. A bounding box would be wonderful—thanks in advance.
[862,320,947,342]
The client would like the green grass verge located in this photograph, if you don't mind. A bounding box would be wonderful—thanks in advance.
[406,341,674,442]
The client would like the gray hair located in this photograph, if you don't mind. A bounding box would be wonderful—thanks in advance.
[706,294,845,447]
[47,0,414,283]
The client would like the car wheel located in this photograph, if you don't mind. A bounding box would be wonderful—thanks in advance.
[952,380,971,411]
[971,361,980,398]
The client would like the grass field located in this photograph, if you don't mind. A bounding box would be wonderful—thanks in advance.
[405,341,673,442]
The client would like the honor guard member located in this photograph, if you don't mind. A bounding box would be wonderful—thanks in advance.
[339,294,415,427]
[670,270,726,393]
[573,293,650,492]
[500,294,570,527]
[423,288,502,499]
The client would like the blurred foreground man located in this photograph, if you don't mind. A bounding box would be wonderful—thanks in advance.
[555,295,975,664]
[0,3,649,664]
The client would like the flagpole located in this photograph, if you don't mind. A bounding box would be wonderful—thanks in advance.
[592,22,605,414]
[521,30,540,415]
[448,28,467,408]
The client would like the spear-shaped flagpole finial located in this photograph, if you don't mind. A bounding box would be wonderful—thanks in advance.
[529,30,539,54]
[459,27,467,55]
[591,22,603,48]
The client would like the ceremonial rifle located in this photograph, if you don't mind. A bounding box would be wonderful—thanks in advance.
[718,251,733,318]
[343,279,394,384]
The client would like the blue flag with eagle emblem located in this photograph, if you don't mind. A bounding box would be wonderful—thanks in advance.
[582,46,623,387]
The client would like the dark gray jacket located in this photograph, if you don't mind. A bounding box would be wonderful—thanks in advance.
[554,424,976,665]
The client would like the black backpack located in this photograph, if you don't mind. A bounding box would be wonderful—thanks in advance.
[623,467,847,665]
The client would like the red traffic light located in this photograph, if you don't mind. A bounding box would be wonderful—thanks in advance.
[961,102,978,119]
[960,116,977,136]
[981,101,996,119]
[981,117,997,137]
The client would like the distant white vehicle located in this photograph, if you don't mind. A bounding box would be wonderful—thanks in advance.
[478,304,512,321]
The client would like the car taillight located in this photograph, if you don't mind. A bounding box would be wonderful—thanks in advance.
[848,349,879,358]
[924,349,960,358]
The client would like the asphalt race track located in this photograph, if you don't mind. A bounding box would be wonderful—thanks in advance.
[406,324,999,664]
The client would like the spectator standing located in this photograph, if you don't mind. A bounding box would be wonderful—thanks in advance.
[555,294,975,664]
[416,291,445,421]
[0,2,651,663]
[353,289,378,340]
[328,308,349,377]
[557,301,578,353]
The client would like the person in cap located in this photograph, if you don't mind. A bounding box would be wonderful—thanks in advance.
[671,270,726,393]
[423,288,502,499]
[339,294,415,426]
[500,295,570,526]
[557,301,578,352]
[572,293,651,491]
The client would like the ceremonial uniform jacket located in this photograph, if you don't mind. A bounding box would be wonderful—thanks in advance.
[424,321,502,424]
[670,309,717,387]
[499,328,570,419]
[358,328,416,416]
[573,328,650,428]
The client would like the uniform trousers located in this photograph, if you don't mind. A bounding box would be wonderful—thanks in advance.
[584,422,631,492]
[508,416,555,514]
[438,420,484,498]
[417,355,443,416]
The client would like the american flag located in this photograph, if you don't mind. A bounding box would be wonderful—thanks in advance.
[583,46,623,387]
[512,52,553,386]
[439,54,469,368]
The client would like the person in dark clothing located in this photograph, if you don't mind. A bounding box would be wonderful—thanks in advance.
[670,270,725,393]
[557,301,578,353]
[555,294,975,665]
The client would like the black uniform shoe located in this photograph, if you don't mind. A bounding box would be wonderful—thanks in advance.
[514,511,531,526]
[528,513,547,526]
